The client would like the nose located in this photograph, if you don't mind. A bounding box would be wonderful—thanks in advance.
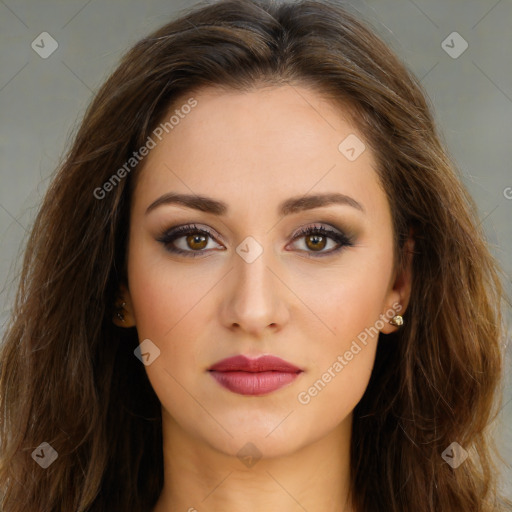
[219,245,290,337]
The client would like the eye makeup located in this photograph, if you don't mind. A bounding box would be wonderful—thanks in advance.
[156,222,355,259]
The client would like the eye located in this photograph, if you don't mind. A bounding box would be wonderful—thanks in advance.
[156,224,223,258]
[288,224,354,257]
[157,223,354,258]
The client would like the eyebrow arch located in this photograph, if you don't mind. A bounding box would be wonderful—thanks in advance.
[145,191,365,216]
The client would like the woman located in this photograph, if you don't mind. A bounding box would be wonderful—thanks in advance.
[0,0,510,510]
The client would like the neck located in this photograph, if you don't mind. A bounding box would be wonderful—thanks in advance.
[153,411,355,512]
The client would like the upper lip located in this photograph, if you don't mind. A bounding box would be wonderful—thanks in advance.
[208,355,303,373]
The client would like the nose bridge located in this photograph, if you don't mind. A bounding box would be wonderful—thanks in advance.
[236,241,274,307]
[225,234,285,332]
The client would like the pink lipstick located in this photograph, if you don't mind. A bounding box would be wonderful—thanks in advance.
[208,355,303,396]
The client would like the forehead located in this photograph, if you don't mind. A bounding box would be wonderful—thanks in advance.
[133,85,386,221]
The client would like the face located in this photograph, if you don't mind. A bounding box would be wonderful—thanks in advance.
[120,84,411,458]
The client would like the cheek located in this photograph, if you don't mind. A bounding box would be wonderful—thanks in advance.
[303,244,394,348]
[126,238,226,381]
[126,244,214,424]
[127,236,211,341]
[294,246,394,415]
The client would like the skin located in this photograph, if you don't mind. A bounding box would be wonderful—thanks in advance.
[114,84,413,512]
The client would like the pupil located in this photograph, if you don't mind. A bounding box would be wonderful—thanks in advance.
[189,234,206,249]
[307,235,325,251]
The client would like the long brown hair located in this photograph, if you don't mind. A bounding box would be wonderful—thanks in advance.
[0,0,510,510]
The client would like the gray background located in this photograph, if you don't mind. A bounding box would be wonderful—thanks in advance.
[0,0,511,500]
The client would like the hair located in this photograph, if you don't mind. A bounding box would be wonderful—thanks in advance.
[0,0,510,510]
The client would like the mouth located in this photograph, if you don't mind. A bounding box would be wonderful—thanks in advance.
[207,354,304,396]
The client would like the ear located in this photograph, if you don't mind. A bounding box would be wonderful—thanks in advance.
[112,282,136,328]
[380,232,414,334]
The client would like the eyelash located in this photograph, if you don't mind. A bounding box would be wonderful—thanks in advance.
[156,223,354,258]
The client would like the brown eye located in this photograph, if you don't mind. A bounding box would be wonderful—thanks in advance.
[304,233,327,251]
[290,224,354,257]
[157,224,223,258]
[158,223,354,259]
[186,233,208,251]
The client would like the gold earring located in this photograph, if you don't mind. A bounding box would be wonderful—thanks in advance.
[389,315,403,327]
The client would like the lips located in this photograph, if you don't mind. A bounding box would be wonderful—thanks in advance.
[208,355,303,396]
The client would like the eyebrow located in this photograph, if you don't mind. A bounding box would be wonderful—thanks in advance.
[145,191,365,216]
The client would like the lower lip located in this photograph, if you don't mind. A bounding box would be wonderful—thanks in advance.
[209,370,301,396]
